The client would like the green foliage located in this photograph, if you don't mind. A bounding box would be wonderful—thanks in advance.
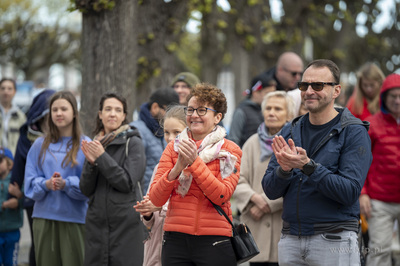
[0,0,81,79]
[175,32,201,76]
[136,55,162,87]
[69,0,115,13]
[3,0,400,90]
[247,0,260,7]
[217,19,228,29]
[166,42,179,53]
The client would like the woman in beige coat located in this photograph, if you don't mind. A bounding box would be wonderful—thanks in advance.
[234,91,296,265]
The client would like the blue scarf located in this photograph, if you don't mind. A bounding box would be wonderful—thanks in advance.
[257,122,275,162]
[139,103,164,137]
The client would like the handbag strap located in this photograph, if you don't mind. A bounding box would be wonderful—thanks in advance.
[126,137,143,201]
[207,198,238,235]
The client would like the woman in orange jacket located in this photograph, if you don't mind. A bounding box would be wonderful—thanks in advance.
[149,83,242,266]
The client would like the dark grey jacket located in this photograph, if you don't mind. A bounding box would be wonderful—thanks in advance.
[80,127,146,266]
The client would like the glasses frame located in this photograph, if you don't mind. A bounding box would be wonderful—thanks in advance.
[297,82,339,92]
[184,107,217,116]
[283,67,303,77]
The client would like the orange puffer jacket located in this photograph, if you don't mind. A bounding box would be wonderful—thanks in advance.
[149,138,242,237]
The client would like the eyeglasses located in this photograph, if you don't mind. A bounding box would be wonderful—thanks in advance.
[283,67,303,77]
[184,107,217,116]
[297,82,339,92]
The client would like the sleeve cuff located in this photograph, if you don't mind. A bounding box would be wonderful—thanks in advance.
[276,166,293,179]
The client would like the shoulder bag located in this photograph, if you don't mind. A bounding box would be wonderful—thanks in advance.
[208,199,260,263]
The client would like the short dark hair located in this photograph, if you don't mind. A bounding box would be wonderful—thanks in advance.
[0,78,17,91]
[149,88,179,109]
[305,59,340,83]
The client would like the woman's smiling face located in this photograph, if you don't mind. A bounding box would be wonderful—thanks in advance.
[186,96,221,140]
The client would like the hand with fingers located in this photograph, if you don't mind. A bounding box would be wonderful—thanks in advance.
[81,140,105,164]
[177,139,198,167]
[133,195,162,219]
[8,182,23,199]
[359,194,372,218]
[52,172,66,190]
[272,136,310,171]
[168,139,198,181]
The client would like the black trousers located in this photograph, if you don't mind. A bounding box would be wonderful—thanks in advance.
[162,231,236,266]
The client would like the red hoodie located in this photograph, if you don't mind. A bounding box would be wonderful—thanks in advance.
[361,74,400,202]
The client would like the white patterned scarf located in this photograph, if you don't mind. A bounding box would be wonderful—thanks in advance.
[173,125,237,197]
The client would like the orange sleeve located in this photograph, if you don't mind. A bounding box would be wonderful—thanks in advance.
[188,140,242,205]
[148,142,177,207]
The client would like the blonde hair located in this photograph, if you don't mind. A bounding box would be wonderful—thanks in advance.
[160,105,186,129]
[353,63,385,115]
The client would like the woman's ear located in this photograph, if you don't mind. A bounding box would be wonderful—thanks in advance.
[214,113,223,125]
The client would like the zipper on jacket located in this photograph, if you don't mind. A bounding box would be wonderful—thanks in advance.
[297,177,303,238]
[212,239,230,246]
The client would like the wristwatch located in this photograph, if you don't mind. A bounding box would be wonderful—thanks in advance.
[301,159,317,176]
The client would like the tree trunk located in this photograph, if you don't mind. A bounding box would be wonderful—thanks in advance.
[135,0,189,109]
[80,1,138,137]
[199,1,224,85]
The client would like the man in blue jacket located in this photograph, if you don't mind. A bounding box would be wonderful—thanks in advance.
[262,59,372,265]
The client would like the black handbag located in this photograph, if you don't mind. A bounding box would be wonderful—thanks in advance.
[209,200,260,263]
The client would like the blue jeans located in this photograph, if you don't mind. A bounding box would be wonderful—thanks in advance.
[0,230,20,266]
[278,231,360,266]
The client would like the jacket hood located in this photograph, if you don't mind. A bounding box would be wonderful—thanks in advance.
[27,89,56,125]
[380,73,400,114]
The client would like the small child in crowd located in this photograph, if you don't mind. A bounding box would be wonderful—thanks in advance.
[0,147,23,266]
[134,105,187,266]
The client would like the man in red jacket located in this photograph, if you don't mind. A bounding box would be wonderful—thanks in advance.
[360,73,400,266]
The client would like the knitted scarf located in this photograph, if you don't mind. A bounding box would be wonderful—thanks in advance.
[257,122,275,162]
[95,124,131,147]
[174,125,237,197]
[257,122,289,162]
[139,103,163,137]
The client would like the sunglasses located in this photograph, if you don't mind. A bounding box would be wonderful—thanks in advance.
[283,67,303,77]
[297,82,339,92]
